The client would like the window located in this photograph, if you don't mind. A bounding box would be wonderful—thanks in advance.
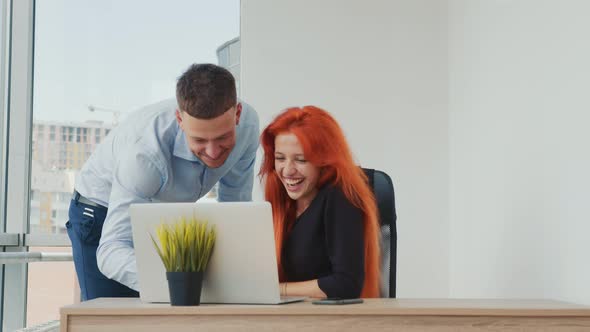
[6,0,241,329]
[94,128,101,144]
[1,0,240,330]
[26,247,76,327]
[37,125,44,140]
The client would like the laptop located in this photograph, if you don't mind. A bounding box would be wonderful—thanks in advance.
[129,201,305,304]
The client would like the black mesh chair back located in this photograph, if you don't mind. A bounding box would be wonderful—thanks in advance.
[363,168,397,298]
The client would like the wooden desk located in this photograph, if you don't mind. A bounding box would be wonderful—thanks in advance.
[60,298,590,332]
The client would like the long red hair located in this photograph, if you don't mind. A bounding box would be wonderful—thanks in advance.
[259,106,381,298]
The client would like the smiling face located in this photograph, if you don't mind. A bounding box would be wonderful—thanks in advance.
[176,104,241,168]
[274,132,321,212]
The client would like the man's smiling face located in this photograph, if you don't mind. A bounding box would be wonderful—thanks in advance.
[176,104,241,168]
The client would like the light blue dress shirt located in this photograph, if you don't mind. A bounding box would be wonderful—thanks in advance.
[75,98,259,291]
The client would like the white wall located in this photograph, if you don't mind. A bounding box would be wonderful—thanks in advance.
[449,1,590,304]
[241,0,450,297]
[242,0,590,303]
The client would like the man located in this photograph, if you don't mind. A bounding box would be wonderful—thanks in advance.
[66,64,259,301]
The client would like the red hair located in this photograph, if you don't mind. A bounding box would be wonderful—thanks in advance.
[259,106,381,298]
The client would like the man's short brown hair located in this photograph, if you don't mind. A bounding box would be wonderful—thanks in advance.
[176,64,237,119]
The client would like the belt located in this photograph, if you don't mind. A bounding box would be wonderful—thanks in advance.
[72,190,106,209]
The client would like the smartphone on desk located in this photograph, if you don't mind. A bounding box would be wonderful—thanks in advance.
[312,298,364,305]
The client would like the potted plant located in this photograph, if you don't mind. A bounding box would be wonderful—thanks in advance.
[150,216,216,306]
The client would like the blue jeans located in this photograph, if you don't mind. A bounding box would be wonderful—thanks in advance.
[66,196,139,301]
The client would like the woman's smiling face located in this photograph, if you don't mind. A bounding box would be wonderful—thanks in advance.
[274,132,320,210]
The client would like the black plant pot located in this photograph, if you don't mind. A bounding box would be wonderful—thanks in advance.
[166,271,204,306]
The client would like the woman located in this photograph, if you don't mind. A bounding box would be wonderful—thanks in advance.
[259,106,381,299]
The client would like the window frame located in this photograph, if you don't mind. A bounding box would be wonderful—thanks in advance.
[1,0,36,330]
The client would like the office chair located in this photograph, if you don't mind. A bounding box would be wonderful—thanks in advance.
[363,168,397,298]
